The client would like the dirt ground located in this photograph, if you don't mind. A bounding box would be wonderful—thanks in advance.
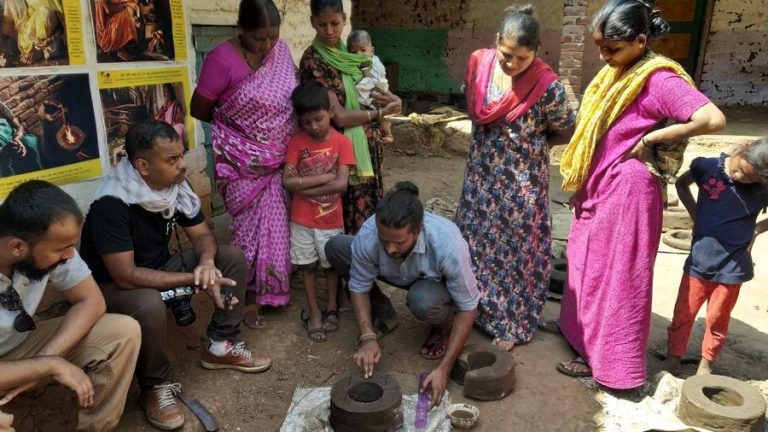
[7,117,768,431]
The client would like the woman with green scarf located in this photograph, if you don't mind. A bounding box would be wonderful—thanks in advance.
[299,0,402,235]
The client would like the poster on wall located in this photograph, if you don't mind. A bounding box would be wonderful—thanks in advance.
[90,0,187,63]
[0,73,99,198]
[97,66,193,166]
[0,0,86,67]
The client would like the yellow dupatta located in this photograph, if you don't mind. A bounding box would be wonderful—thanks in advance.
[560,53,694,191]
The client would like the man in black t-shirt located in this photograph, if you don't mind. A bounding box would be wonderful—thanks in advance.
[80,121,271,430]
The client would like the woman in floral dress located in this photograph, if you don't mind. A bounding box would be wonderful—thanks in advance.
[455,5,576,351]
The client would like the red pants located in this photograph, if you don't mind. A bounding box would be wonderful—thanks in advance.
[667,273,741,361]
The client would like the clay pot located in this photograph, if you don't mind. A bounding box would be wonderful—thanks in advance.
[450,344,516,401]
[549,258,567,295]
[663,229,693,251]
[329,373,403,432]
[677,374,766,432]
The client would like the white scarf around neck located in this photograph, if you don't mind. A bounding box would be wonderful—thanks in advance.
[93,158,201,219]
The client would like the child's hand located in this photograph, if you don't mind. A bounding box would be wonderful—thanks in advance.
[285,165,298,178]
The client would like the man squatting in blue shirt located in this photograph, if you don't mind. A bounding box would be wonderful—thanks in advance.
[325,181,480,407]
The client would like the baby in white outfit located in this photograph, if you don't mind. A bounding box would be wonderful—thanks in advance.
[347,30,393,145]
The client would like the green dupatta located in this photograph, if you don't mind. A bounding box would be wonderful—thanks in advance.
[312,37,373,183]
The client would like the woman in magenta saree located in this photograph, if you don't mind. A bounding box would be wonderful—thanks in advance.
[191,0,296,315]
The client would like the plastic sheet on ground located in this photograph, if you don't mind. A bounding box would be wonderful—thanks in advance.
[279,386,452,432]
[599,372,723,432]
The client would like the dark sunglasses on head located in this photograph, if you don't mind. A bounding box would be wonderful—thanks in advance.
[0,285,36,333]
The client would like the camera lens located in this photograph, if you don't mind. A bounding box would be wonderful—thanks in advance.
[168,295,196,327]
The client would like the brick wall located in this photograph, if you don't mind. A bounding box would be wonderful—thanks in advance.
[559,0,589,106]
[0,76,64,133]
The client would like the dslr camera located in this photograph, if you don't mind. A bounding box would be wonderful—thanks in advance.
[160,286,196,326]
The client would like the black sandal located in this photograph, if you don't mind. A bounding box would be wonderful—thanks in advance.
[301,309,326,342]
[322,309,339,333]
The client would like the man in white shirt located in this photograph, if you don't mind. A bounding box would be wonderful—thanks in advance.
[0,180,140,432]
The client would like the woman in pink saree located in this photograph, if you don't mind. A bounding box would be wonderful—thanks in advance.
[191,0,296,323]
[556,0,725,389]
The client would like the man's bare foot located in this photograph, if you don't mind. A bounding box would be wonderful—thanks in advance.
[696,358,713,375]
[661,354,682,376]
[492,338,515,352]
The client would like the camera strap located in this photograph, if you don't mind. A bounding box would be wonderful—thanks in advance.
[173,385,219,431]
[173,226,190,273]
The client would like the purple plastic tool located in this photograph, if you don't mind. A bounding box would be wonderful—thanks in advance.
[415,372,429,428]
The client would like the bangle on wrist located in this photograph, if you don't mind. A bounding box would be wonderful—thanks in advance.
[357,332,378,347]
[366,110,372,122]
[378,109,383,120]
[642,138,652,150]
[299,177,303,187]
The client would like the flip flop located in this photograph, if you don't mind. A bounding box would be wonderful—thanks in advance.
[556,357,592,378]
[244,310,266,330]
[538,319,562,335]
[301,310,326,342]
[420,325,449,360]
[322,309,339,333]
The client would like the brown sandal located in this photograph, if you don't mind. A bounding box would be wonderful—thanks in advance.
[301,310,326,342]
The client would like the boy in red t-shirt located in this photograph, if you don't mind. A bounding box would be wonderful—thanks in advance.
[283,81,355,342]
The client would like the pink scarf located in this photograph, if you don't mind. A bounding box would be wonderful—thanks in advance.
[465,48,558,125]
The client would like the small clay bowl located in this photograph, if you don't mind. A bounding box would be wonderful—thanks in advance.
[447,403,479,429]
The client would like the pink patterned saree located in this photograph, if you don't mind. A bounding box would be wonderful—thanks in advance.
[211,39,297,306]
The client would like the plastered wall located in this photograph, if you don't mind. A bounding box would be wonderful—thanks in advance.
[581,0,767,106]
[353,1,563,93]
[188,0,352,63]
[699,0,768,105]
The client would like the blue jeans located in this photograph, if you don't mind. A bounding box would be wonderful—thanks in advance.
[325,235,454,326]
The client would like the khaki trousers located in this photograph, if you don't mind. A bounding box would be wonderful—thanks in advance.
[1,314,140,432]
